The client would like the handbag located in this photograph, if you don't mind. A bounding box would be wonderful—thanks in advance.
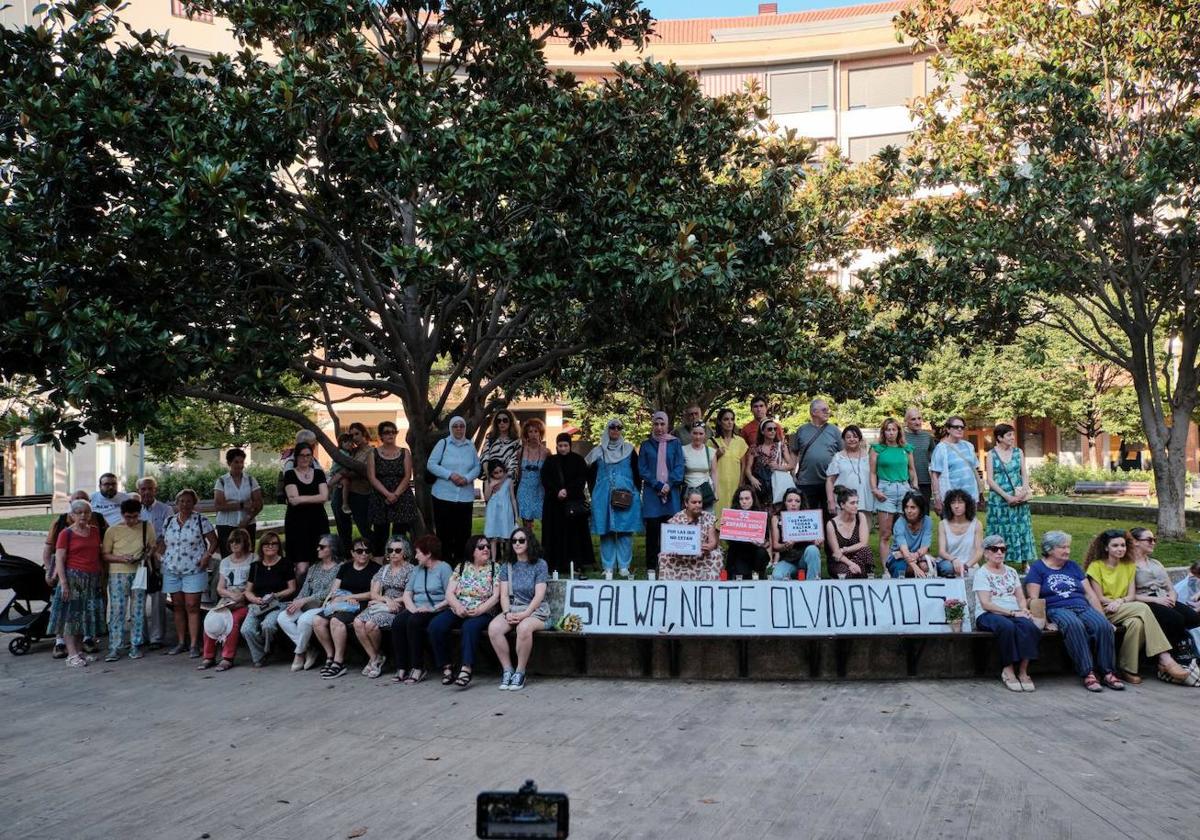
[132,522,151,591]
[603,459,633,511]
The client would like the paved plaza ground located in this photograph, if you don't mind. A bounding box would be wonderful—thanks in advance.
[2,633,1197,840]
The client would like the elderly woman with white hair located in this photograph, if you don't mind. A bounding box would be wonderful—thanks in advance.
[972,534,1040,692]
[48,498,107,668]
[1025,530,1122,693]
[427,416,481,566]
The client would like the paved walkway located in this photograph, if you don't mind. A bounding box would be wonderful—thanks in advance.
[1,644,1197,840]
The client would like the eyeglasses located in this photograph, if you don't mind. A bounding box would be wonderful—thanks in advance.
[986,545,1008,554]
[947,424,965,430]
[352,547,371,554]
[386,547,404,554]
[609,424,623,430]
[476,544,490,551]
[511,537,527,544]
[262,542,280,549]
[497,417,510,423]
[1138,536,1157,544]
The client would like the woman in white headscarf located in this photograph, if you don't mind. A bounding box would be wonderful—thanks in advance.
[426,416,481,565]
[586,419,643,577]
[638,411,684,573]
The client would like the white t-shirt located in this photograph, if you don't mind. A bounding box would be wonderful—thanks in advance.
[90,490,131,526]
[213,473,260,527]
[826,451,874,512]
[972,565,1020,615]
[218,555,254,591]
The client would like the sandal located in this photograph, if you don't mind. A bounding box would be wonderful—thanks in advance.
[1082,672,1102,693]
[403,669,426,685]
[1102,672,1125,691]
[392,669,408,684]
[215,659,234,672]
[1000,672,1023,692]
[441,666,455,686]
[1018,676,1036,692]
[196,659,216,671]
[366,658,384,679]
[454,668,473,688]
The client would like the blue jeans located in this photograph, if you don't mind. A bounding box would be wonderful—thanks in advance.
[599,533,633,572]
[428,610,492,668]
[887,554,954,579]
[1047,603,1116,677]
[771,545,821,580]
[976,611,1041,666]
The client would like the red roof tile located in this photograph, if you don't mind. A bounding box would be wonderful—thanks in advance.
[648,2,909,44]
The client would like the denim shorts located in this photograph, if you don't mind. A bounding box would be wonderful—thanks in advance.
[162,569,208,594]
[875,480,913,514]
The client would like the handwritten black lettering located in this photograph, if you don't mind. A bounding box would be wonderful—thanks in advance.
[847,584,869,627]
[769,586,791,629]
[924,582,949,625]
[829,585,848,628]
[897,583,922,625]
[739,585,756,628]
[868,585,895,625]
[568,584,595,624]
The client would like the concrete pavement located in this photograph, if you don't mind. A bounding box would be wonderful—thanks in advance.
[1,642,1197,840]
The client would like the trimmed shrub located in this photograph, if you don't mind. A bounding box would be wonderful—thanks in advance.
[1028,461,1155,496]
[131,463,279,502]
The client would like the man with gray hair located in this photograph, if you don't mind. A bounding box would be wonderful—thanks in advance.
[138,477,174,649]
[904,407,934,501]
[789,399,842,512]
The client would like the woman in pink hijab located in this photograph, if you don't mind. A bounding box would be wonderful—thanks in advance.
[638,411,685,573]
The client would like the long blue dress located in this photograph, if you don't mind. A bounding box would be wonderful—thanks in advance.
[516,454,545,521]
[590,451,643,536]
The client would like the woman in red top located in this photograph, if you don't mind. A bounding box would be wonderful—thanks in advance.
[49,498,106,668]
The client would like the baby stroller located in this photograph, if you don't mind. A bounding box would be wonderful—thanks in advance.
[0,543,54,655]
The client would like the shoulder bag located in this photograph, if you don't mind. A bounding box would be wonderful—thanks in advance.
[423,438,447,485]
[695,445,716,508]
[604,458,633,511]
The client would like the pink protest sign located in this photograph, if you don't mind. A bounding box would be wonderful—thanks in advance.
[719,509,769,543]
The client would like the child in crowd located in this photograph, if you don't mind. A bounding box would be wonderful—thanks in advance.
[483,459,517,557]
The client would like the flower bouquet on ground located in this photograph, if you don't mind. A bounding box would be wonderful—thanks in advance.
[943,598,966,632]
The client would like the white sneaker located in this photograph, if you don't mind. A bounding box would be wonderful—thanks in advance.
[618,568,632,578]
[499,669,514,690]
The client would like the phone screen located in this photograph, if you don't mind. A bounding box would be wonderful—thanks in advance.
[476,790,569,839]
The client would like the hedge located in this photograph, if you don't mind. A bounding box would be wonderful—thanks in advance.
[1028,462,1155,496]
[130,463,280,502]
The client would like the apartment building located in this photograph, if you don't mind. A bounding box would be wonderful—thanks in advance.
[3,2,1195,497]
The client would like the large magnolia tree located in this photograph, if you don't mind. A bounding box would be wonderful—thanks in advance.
[1,0,895,519]
[874,0,1200,537]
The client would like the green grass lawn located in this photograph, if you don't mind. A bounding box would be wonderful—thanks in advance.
[4,504,1197,572]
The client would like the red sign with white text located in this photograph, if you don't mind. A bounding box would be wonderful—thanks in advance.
[719,509,769,543]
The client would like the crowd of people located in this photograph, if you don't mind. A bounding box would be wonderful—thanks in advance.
[33,399,1200,693]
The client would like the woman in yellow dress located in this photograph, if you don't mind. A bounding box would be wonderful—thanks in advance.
[712,408,749,523]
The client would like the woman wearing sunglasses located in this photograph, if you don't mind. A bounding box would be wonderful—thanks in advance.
[311,536,379,679]
[972,534,1040,692]
[278,534,345,671]
[488,527,550,691]
[352,537,414,678]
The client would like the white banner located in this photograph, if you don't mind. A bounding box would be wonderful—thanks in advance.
[563,578,971,636]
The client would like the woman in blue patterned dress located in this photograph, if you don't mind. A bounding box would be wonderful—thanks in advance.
[984,423,1036,567]
[516,418,549,530]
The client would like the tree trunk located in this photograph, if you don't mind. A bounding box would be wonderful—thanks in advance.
[1138,396,1195,541]
[1082,433,1096,469]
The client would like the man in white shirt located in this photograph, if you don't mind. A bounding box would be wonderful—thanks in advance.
[90,473,130,526]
